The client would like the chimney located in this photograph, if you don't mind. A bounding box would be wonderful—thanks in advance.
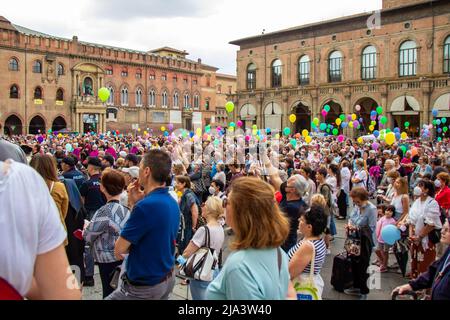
[197,58,202,64]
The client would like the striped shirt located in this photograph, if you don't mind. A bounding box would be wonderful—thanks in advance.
[288,239,327,276]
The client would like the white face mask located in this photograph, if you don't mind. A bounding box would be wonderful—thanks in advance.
[434,179,442,188]
[209,186,216,195]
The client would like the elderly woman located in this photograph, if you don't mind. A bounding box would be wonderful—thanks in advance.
[378,170,400,204]
[411,155,432,188]
[280,174,309,252]
[206,177,290,300]
[344,187,377,300]
[393,218,450,300]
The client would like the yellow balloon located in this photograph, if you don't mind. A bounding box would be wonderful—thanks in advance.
[289,114,297,123]
[144,131,148,135]
[336,118,342,126]
[252,129,257,136]
[302,129,309,137]
[305,136,312,144]
[275,134,280,139]
[349,121,354,128]
[138,128,141,132]
[357,137,363,144]
[369,125,374,132]
[385,132,396,145]
[228,126,234,132]
[196,128,202,136]
[401,132,408,140]
[161,126,166,132]
[352,114,357,121]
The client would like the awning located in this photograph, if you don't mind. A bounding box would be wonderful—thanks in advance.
[390,96,420,112]
[392,111,419,116]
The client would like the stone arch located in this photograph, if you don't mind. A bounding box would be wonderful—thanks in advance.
[52,115,67,132]
[29,114,46,134]
[263,101,283,131]
[3,113,23,135]
[291,100,312,133]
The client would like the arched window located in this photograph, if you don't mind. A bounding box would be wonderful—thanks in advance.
[328,51,343,82]
[107,86,114,105]
[271,59,282,88]
[34,87,43,99]
[194,94,200,109]
[9,84,19,99]
[9,58,19,71]
[149,89,156,107]
[136,88,143,106]
[57,63,64,76]
[298,55,310,85]
[33,60,42,73]
[56,88,64,101]
[162,91,168,107]
[184,93,190,108]
[399,40,417,77]
[361,45,377,80]
[444,36,450,74]
[247,63,256,90]
[173,92,179,108]
[121,87,128,106]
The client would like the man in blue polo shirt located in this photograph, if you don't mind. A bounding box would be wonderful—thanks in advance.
[107,149,180,300]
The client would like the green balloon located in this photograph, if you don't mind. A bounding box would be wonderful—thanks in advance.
[380,116,388,124]
[324,105,331,112]
[283,127,291,135]
[443,127,448,133]
[339,114,346,121]
[311,121,317,129]
[229,122,236,128]
[290,139,297,147]
[442,118,447,124]
[326,129,330,133]
[225,101,235,113]
[438,137,442,142]
[400,146,407,154]
[332,128,338,136]
[432,120,437,125]
[386,128,391,133]
[319,123,327,131]
[98,87,110,102]
[376,106,383,115]
[404,122,410,127]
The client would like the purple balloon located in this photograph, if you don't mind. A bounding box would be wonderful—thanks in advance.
[353,120,359,127]
[347,115,353,121]
[372,142,379,150]
[37,136,44,143]
[359,118,364,123]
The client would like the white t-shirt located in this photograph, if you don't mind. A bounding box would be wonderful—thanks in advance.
[352,169,367,189]
[0,160,67,296]
[192,224,225,254]
[341,167,351,194]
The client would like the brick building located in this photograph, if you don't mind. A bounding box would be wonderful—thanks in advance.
[215,73,237,128]
[0,17,231,135]
[229,0,450,137]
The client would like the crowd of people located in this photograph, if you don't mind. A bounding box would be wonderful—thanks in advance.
[0,125,449,300]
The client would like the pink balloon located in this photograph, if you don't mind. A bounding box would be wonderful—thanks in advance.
[353,120,359,127]
[321,110,328,117]
[168,123,174,131]
[237,120,243,127]
[245,135,251,142]
[338,135,345,142]
[372,142,379,150]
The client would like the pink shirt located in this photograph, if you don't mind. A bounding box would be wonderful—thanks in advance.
[89,150,99,157]
[376,216,397,243]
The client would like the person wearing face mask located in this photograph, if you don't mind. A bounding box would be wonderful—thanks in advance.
[435,172,450,216]
[351,159,368,189]
[209,179,226,200]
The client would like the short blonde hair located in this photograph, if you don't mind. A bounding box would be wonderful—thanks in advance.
[311,194,327,208]
[205,196,223,220]
[228,177,289,250]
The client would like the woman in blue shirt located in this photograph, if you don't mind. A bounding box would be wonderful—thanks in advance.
[206,177,291,300]
[344,187,377,300]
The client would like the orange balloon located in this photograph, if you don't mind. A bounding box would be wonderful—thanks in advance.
[295,133,301,139]
[411,147,418,157]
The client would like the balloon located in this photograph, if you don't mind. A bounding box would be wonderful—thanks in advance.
[321,110,328,117]
[385,132,396,145]
[395,132,401,140]
[341,122,348,128]
[252,124,257,130]
[432,109,438,117]
[65,143,72,152]
[349,121,354,128]
[205,125,211,133]
[275,134,280,139]
[266,128,271,134]
[324,105,331,112]
[438,128,442,133]
[290,139,297,147]
[355,105,361,112]
[37,136,44,143]
[369,125,374,132]
[376,106,383,115]
[404,121,410,127]
[225,101,235,113]
[357,137,363,144]
[160,126,166,132]
[381,225,401,245]
[98,87,110,102]
[353,120,359,128]
[373,130,380,138]
[350,114,355,121]
[283,127,291,135]
[380,116,388,124]
[339,114,346,122]
[313,117,320,126]
[338,135,345,142]
[393,127,400,133]
[372,142,379,150]
[229,122,236,128]
[436,119,441,126]
[237,120,243,127]
[370,110,377,117]
[442,118,447,124]
[168,123,174,131]
[164,131,169,137]
[289,114,297,123]
[302,129,309,137]
[332,128,338,136]
[347,115,353,121]
[196,128,202,136]
[228,126,234,132]
[336,118,342,126]
[245,135,251,142]
[319,123,327,131]
[444,127,448,133]
[401,132,408,140]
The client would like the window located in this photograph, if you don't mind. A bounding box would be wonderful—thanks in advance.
[162,91,168,107]
[136,88,143,106]
[106,67,113,75]
[149,89,156,107]
[173,74,177,82]
[173,92,179,108]
[56,88,64,101]
[149,72,155,80]
[205,100,210,111]
[136,70,142,79]
[193,78,197,85]
[9,85,19,99]
[183,77,188,84]
[361,45,377,80]
[9,58,19,71]
[57,63,64,76]
[298,55,310,85]
[271,59,282,88]
[34,87,43,99]
[247,63,256,90]
[217,84,222,93]
[194,95,199,110]
[121,69,128,77]
[328,51,343,82]
[121,87,128,106]
[444,36,450,74]
[107,87,114,105]
[399,40,417,77]
[228,86,232,94]
[184,93,190,108]
[33,60,42,73]
[162,73,167,81]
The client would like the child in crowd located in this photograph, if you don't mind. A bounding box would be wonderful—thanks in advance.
[375,205,397,272]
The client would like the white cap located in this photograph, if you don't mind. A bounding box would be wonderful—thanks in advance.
[122,166,139,179]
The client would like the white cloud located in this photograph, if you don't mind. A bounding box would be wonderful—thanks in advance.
[2,0,381,74]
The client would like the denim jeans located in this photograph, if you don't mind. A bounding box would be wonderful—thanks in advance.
[329,213,337,236]
[84,245,95,278]
[189,269,220,300]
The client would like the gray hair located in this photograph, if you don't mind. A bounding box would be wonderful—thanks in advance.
[385,159,395,168]
[289,174,309,198]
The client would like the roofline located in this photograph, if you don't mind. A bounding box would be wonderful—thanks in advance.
[229,0,439,46]
[216,73,237,79]
[149,47,189,55]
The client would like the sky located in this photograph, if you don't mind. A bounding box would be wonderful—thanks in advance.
[2,0,381,75]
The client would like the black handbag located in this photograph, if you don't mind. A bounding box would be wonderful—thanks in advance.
[428,228,441,245]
